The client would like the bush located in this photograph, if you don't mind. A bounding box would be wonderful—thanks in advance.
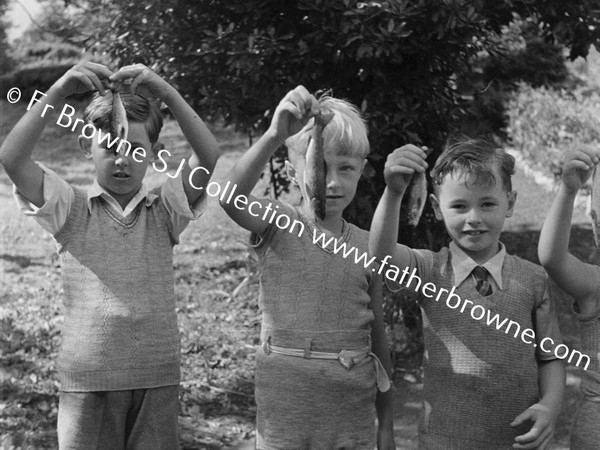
[0,63,75,100]
[507,83,600,178]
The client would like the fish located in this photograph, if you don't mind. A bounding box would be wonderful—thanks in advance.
[304,110,334,220]
[110,90,128,142]
[591,165,600,246]
[406,148,431,227]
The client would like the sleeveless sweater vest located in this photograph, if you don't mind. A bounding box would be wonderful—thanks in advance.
[53,187,180,391]
[419,248,545,445]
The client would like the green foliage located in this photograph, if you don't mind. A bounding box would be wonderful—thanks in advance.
[507,83,600,178]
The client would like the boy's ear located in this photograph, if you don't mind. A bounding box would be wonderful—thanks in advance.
[78,136,93,160]
[285,160,298,185]
[506,191,517,218]
[429,193,444,221]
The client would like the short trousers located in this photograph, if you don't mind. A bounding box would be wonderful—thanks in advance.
[57,385,179,450]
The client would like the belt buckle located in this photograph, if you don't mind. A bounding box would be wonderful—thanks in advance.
[262,338,272,355]
[338,350,354,370]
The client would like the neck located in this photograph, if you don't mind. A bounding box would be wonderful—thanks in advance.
[300,203,344,235]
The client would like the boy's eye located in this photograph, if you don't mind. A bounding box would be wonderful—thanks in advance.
[481,202,497,209]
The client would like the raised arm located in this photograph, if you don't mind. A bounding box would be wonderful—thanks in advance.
[110,64,220,205]
[220,86,319,235]
[0,62,112,207]
[369,144,428,264]
[538,146,600,305]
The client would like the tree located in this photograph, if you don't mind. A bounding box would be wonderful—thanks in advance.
[0,0,14,74]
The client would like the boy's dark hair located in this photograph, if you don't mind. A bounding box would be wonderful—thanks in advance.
[83,92,163,144]
[431,139,515,193]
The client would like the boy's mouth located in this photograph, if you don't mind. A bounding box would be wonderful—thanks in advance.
[113,172,131,179]
[463,230,486,236]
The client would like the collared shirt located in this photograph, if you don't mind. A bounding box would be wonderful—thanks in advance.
[450,241,505,292]
[386,240,561,361]
[14,162,204,238]
[390,241,506,293]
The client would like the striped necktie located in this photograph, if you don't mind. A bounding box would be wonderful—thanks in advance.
[472,266,492,296]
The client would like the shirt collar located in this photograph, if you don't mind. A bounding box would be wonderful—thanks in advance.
[87,179,158,215]
[449,241,506,290]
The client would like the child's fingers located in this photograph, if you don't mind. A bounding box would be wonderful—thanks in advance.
[82,62,114,81]
[110,64,147,84]
[390,145,429,166]
[387,151,428,171]
[386,158,425,175]
[77,66,106,96]
[388,165,415,175]
[567,160,594,174]
[286,86,314,119]
[129,69,152,96]
[67,69,95,92]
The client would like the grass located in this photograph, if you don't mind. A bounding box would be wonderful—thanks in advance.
[0,97,595,449]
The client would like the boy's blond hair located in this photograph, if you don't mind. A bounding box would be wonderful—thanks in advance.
[286,95,369,163]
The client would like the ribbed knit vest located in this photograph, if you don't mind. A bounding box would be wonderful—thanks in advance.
[419,248,544,447]
[53,187,180,391]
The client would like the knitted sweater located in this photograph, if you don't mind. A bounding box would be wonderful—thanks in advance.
[53,187,180,392]
[419,248,547,447]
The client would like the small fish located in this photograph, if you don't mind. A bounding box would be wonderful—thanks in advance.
[591,166,600,246]
[110,90,128,141]
[304,110,334,220]
[406,148,431,227]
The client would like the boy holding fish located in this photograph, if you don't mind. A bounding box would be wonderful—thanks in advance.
[0,61,219,448]
[220,85,395,449]
[538,145,600,449]
[369,140,565,449]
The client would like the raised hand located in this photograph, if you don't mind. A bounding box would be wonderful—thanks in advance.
[52,62,113,98]
[109,63,172,100]
[384,144,428,194]
[561,144,600,194]
[268,85,320,142]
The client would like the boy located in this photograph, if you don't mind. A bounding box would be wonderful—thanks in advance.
[220,86,395,449]
[538,146,600,449]
[0,61,220,448]
[369,140,564,449]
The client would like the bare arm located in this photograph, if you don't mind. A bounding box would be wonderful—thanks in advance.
[111,64,220,205]
[0,62,112,206]
[369,145,428,269]
[369,275,396,450]
[220,86,319,235]
[538,146,600,307]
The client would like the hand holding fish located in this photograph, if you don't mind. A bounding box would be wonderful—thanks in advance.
[52,62,113,98]
[384,144,429,194]
[109,64,173,100]
[268,86,320,143]
[561,145,600,195]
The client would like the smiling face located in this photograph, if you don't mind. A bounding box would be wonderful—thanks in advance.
[83,122,153,208]
[288,148,366,222]
[430,163,517,264]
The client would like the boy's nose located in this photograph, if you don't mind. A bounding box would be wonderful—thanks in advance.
[326,169,340,188]
[115,154,129,167]
[465,208,482,224]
